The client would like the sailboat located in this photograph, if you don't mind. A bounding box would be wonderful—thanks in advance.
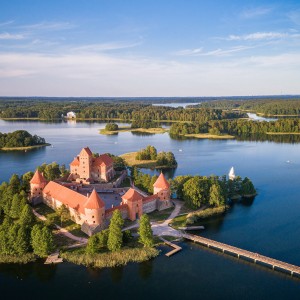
[229,167,236,180]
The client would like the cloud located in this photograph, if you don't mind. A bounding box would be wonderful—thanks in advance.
[226,32,300,41]
[71,41,142,53]
[288,10,300,25]
[174,46,250,57]
[240,7,273,19]
[0,32,25,40]
[19,21,75,31]
[0,20,14,27]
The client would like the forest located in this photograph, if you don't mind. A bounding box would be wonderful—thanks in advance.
[169,119,300,137]
[0,130,47,148]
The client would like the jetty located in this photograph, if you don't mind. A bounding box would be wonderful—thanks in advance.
[183,233,300,277]
[160,237,182,257]
[178,226,204,231]
[45,252,63,264]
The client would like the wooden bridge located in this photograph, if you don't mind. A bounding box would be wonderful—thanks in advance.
[182,233,300,277]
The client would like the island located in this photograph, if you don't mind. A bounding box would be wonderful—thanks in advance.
[0,145,256,269]
[0,130,49,151]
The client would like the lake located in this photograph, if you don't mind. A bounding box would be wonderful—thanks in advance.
[1,119,300,299]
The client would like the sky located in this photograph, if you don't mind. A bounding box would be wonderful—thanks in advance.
[0,0,300,97]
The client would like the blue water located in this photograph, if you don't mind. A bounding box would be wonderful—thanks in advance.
[1,119,300,299]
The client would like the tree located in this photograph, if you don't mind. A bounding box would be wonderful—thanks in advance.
[19,204,36,227]
[22,171,34,191]
[86,229,109,254]
[209,183,225,207]
[138,214,154,247]
[56,204,70,227]
[9,174,21,194]
[13,224,31,254]
[10,194,23,219]
[31,224,54,257]
[105,123,118,131]
[240,177,256,196]
[107,210,124,252]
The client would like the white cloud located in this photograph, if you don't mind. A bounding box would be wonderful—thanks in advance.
[19,21,75,31]
[226,31,300,41]
[174,46,250,57]
[240,7,273,19]
[0,32,24,40]
[288,10,300,25]
[1,51,299,96]
[0,20,14,27]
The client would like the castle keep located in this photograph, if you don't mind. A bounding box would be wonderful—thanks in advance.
[30,147,172,236]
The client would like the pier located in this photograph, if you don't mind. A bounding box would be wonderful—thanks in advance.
[160,237,182,257]
[183,233,300,277]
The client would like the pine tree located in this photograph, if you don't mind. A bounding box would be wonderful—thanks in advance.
[13,225,31,254]
[19,204,36,226]
[107,210,124,252]
[138,214,154,247]
[10,194,22,219]
[31,224,54,257]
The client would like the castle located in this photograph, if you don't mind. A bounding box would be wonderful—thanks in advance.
[30,147,172,236]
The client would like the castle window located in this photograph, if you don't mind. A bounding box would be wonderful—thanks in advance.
[93,221,95,224]
[92,216,94,218]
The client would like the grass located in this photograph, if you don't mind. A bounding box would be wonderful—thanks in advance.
[147,207,174,222]
[100,127,168,135]
[120,152,157,168]
[0,143,51,151]
[170,214,188,229]
[184,133,235,139]
[0,253,36,264]
[60,246,159,268]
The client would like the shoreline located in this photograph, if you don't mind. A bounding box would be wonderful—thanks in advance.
[0,143,51,151]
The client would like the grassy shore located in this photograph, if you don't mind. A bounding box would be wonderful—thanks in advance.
[266,132,300,135]
[100,127,168,135]
[0,143,51,151]
[0,253,36,264]
[61,246,159,268]
[120,151,176,169]
[184,133,235,139]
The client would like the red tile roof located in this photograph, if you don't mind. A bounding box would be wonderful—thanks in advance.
[93,154,114,166]
[80,147,93,157]
[70,157,80,166]
[43,181,87,214]
[122,188,144,202]
[105,204,128,215]
[30,170,47,184]
[143,194,158,203]
[84,189,105,209]
[153,173,170,189]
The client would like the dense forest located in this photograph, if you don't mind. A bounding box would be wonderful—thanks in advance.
[0,99,245,122]
[0,130,47,148]
[194,98,300,116]
[169,119,300,136]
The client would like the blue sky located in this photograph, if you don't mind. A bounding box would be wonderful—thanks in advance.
[1,0,300,96]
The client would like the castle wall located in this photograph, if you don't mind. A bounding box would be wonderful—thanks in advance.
[142,199,158,213]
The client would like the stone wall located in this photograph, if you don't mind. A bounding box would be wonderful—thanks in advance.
[157,200,173,211]
[142,199,158,214]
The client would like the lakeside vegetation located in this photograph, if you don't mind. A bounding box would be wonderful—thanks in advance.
[169,118,300,140]
[121,145,177,169]
[100,124,168,135]
[0,130,48,150]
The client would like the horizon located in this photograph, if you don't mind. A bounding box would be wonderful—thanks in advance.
[1,0,300,96]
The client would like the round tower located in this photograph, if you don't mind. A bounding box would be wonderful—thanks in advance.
[84,189,105,226]
[153,172,170,201]
[30,170,48,199]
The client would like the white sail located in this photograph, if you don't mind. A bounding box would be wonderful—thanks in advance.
[229,167,236,180]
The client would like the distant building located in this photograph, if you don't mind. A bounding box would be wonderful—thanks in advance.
[66,111,76,119]
[229,167,236,180]
[30,158,172,236]
[69,147,115,183]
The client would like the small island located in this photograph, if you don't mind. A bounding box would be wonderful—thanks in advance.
[0,130,49,151]
[100,122,168,135]
[121,145,177,168]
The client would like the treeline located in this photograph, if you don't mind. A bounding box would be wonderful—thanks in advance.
[132,167,158,194]
[198,99,300,116]
[169,119,300,136]
[0,130,46,148]
[0,100,245,122]
[135,145,177,167]
[171,175,256,209]
[0,173,54,260]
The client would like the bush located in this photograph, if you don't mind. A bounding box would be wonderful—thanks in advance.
[105,123,119,131]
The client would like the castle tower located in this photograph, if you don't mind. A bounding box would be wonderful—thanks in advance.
[30,170,48,200]
[229,167,236,180]
[84,189,105,227]
[121,188,143,221]
[153,173,170,201]
[78,147,93,181]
